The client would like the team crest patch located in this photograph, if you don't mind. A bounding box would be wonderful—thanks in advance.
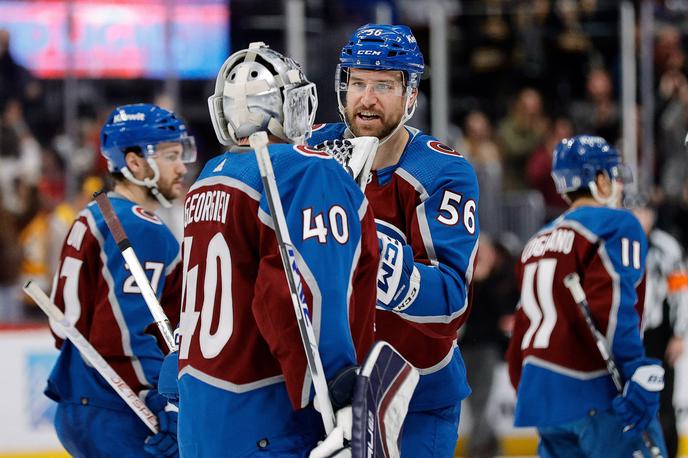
[427,140,463,157]
[294,144,330,158]
[132,205,163,225]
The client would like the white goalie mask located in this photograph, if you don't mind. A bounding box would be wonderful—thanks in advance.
[208,42,318,146]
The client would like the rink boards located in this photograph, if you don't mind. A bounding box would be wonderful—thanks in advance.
[0,326,686,457]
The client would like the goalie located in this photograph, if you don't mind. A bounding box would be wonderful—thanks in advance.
[172,42,391,456]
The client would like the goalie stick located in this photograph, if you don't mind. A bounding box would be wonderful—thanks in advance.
[249,131,336,434]
[563,273,663,458]
[23,280,159,433]
[94,191,177,353]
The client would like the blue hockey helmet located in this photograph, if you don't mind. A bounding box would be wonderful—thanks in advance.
[100,103,196,207]
[339,24,424,88]
[551,135,631,205]
[336,24,424,143]
[101,103,196,173]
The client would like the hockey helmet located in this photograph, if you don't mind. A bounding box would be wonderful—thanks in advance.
[208,42,318,146]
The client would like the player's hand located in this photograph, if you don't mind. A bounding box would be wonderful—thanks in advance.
[314,137,378,191]
[376,232,420,312]
[144,405,179,457]
[612,360,664,434]
[157,350,179,404]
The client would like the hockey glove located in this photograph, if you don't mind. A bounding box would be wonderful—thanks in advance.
[144,391,179,457]
[612,359,664,434]
[157,350,179,404]
[377,232,420,312]
[314,137,378,192]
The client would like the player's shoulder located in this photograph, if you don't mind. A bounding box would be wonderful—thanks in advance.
[192,151,263,197]
[398,128,477,193]
[564,206,643,242]
[307,122,347,145]
[83,195,178,260]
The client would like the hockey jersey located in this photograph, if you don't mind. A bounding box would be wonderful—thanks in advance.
[46,194,182,410]
[506,205,648,427]
[309,123,479,411]
[177,143,378,456]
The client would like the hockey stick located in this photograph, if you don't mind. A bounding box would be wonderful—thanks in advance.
[563,273,663,458]
[249,131,336,434]
[23,280,159,433]
[93,191,176,353]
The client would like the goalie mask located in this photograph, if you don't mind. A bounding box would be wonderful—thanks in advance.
[100,103,197,208]
[208,42,318,146]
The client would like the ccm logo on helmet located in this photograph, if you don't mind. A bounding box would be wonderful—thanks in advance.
[132,205,163,225]
[357,50,382,56]
[427,141,463,157]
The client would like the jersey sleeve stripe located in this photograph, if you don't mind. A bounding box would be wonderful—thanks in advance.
[165,251,181,276]
[555,218,622,347]
[396,168,429,200]
[417,341,456,374]
[179,365,285,392]
[524,355,610,380]
[84,209,150,388]
[256,209,325,408]
[189,175,261,201]
[374,218,407,243]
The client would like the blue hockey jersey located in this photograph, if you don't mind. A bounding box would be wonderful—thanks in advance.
[46,194,182,411]
[177,142,379,456]
[507,206,648,427]
[309,123,480,411]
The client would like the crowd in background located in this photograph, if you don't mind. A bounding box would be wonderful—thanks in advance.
[2,0,688,455]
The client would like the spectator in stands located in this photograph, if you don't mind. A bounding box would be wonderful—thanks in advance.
[527,116,573,222]
[0,188,22,322]
[458,110,503,234]
[460,234,518,458]
[497,87,548,190]
[569,68,620,142]
[655,25,688,199]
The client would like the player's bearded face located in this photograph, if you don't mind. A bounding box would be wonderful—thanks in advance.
[344,69,407,139]
[152,142,188,200]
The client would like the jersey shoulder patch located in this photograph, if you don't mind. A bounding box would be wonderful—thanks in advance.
[131,205,163,225]
[399,131,476,195]
[307,122,347,146]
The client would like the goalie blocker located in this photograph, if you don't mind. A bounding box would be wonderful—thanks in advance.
[311,341,419,458]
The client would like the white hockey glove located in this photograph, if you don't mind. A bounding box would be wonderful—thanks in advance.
[309,407,353,458]
[314,137,379,192]
[377,232,420,312]
[310,366,357,458]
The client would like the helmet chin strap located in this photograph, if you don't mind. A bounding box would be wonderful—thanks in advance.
[589,179,621,208]
[120,158,172,208]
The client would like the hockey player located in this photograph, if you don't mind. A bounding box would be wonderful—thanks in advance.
[308,24,480,456]
[506,135,668,457]
[175,42,379,456]
[46,103,196,457]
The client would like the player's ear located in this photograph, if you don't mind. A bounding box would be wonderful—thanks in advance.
[595,171,612,197]
[124,150,146,175]
[406,88,418,111]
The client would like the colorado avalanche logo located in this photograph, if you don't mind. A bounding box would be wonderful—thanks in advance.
[131,205,163,225]
[427,141,463,158]
[294,144,330,158]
